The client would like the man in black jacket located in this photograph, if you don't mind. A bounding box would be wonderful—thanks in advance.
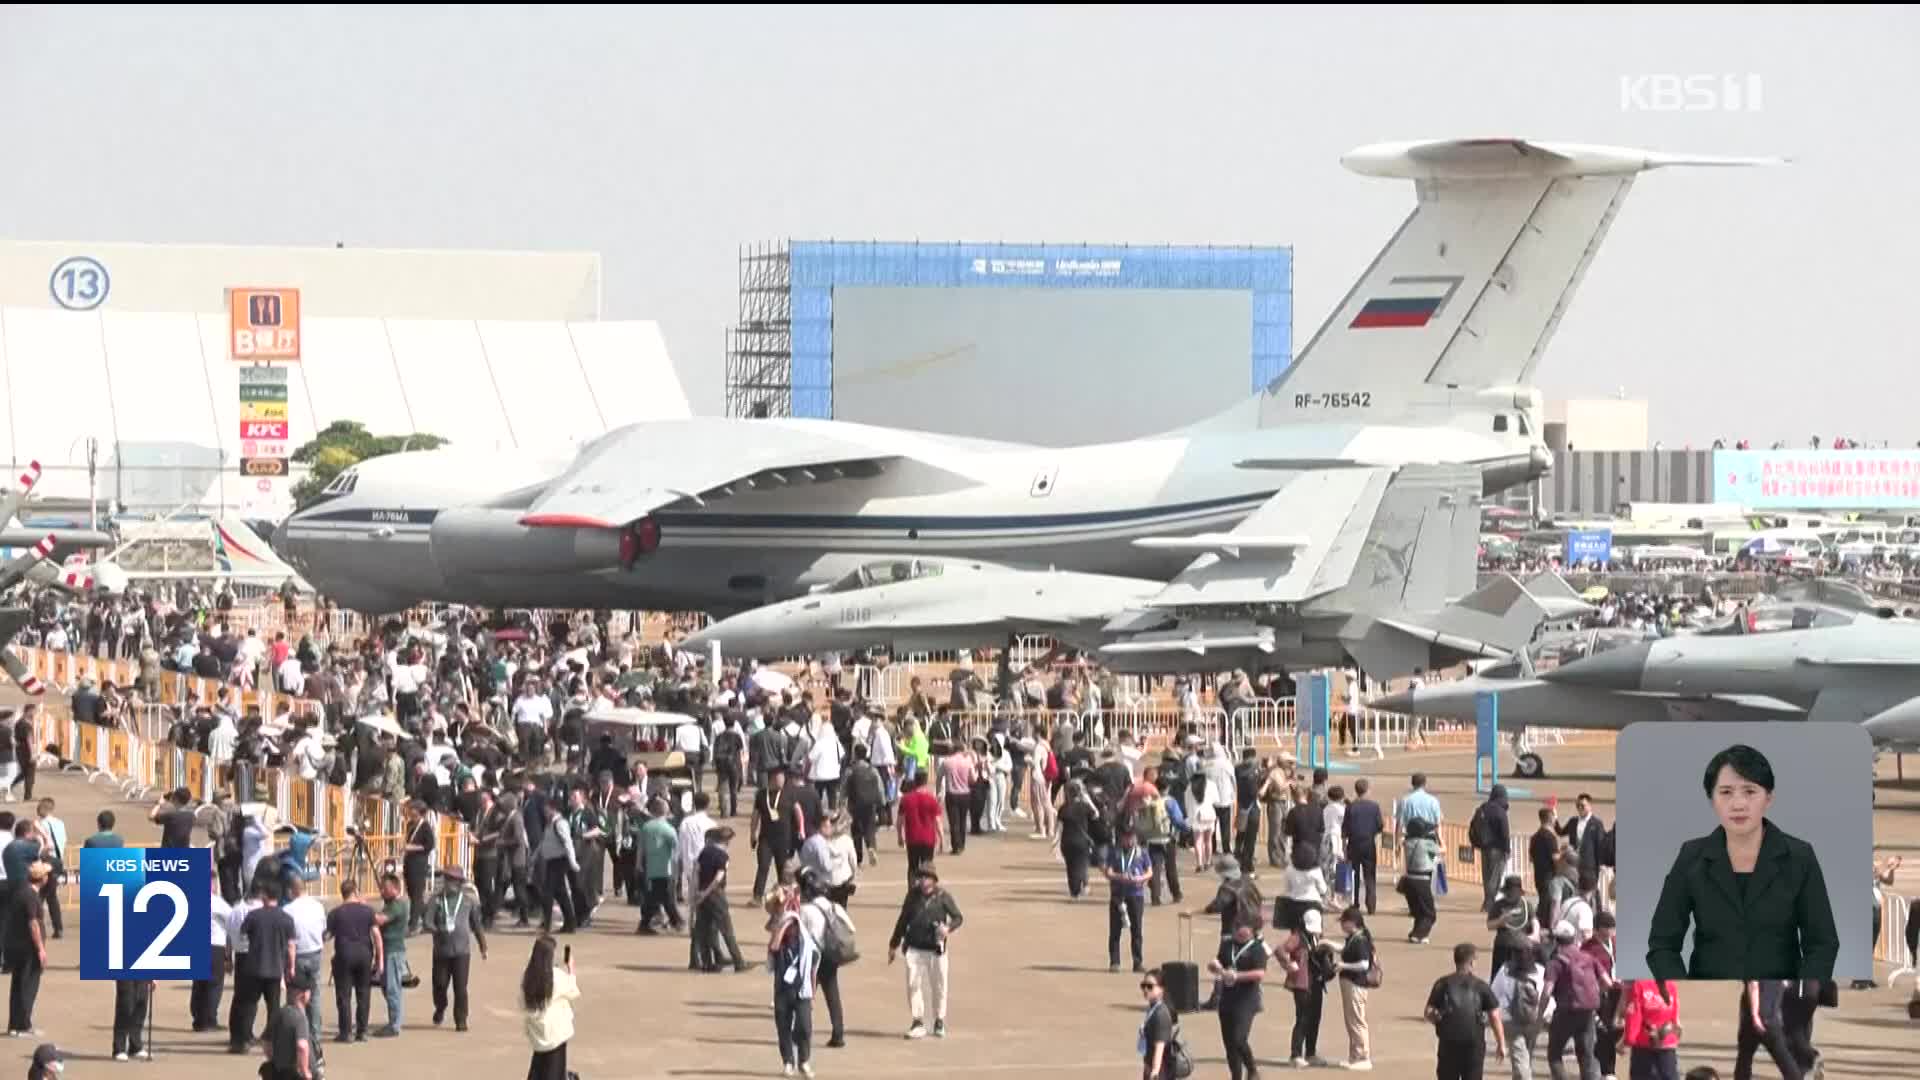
[888,863,964,1040]
[1340,779,1383,914]
[1470,785,1512,914]
[1529,807,1560,932]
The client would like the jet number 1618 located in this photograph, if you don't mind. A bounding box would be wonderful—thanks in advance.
[1293,392,1372,409]
[839,607,872,625]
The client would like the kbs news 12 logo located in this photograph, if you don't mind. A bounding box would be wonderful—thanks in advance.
[79,848,212,980]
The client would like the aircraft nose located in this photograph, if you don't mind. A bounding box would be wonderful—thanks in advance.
[1538,641,1651,690]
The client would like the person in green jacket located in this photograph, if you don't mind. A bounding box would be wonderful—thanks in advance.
[637,798,684,934]
[901,717,931,785]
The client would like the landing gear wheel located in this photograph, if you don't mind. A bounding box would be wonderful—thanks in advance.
[1515,753,1545,780]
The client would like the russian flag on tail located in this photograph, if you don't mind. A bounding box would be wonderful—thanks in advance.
[1349,274,1465,329]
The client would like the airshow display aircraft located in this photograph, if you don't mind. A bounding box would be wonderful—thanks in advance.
[274,138,1778,632]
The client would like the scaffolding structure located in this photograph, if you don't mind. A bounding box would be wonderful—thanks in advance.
[723,242,793,418]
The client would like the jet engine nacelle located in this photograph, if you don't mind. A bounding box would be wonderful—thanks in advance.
[430,508,623,576]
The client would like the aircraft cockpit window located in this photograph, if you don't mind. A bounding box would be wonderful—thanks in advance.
[1699,603,1856,636]
[1517,415,1531,436]
[321,470,358,496]
[1493,414,1510,433]
[1524,628,1642,672]
[831,559,944,593]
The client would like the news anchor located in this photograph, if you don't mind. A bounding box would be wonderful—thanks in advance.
[1646,744,1839,981]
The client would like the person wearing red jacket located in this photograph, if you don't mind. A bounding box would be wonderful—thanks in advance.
[1617,979,1682,1080]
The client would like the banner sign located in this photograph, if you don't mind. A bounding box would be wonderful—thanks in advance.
[1565,528,1613,565]
[240,401,288,422]
[1715,449,1920,510]
[239,420,289,441]
[228,287,302,361]
[240,457,289,477]
[238,365,289,385]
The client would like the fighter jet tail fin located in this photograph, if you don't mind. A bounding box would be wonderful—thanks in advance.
[1198,139,1780,432]
[1302,463,1483,617]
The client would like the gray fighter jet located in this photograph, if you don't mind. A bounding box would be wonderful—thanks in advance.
[1373,594,1920,776]
[687,464,1593,680]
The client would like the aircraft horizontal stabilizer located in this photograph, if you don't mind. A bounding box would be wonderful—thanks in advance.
[1132,533,1310,558]
[1418,573,1554,657]
[1341,138,1786,181]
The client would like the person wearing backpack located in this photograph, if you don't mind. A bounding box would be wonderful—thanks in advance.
[796,869,856,1052]
[1138,967,1192,1079]
[1491,942,1549,1080]
[768,878,822,1076]
[1471,786,1513,915]
[1331,906,1379,1071]
[1424,942,1507,1080]
[1486,875,1537,982]
[1137,783,1182,907]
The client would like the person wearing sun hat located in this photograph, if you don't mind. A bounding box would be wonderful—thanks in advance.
[888,860,964,1041]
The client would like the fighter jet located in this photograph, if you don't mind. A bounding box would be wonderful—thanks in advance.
[1372,595,1920,776]
[686,465,1594,680]
[273,137,1778,615]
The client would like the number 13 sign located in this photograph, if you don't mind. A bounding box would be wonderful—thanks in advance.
[80,848,211,980]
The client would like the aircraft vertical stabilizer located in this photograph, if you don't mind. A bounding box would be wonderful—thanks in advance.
[1244,139,1781,428]
[1304,463,1483,617]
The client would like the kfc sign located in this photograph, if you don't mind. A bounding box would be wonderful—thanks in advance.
[240,420,288,441]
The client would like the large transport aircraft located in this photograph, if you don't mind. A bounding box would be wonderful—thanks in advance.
[274,138,1777,625]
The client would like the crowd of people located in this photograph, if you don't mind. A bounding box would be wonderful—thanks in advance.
[0,594,1898,1079]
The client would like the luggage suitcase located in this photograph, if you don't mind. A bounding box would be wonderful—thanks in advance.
[1162,912,1201,1012]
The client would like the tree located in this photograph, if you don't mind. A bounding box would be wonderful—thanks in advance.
[289,421,447,507]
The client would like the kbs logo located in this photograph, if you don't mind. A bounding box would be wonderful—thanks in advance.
[1619,73,1763,113]
[239,420,288,440]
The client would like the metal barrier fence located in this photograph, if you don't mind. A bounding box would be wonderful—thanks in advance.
[28,695,472,907]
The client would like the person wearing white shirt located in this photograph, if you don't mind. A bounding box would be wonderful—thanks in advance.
[284,876,331,1053]
[193,875,233,1032]
[277,655,306,697]
[807,725,845,812]
[1490,949,1550,1072]
[291,728,328,783]
[676,719,710,793]
[676,800,716,911]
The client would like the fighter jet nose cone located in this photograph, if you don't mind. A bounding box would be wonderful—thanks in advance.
[1538,641,1651,690]
[1372,689,1416,714]
[1864,697,1920,742]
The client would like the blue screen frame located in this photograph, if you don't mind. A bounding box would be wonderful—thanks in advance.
[788,242,1293,419]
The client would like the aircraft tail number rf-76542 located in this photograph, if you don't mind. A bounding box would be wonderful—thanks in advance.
[1294,392,1373,409]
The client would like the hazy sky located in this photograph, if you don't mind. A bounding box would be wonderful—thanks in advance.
[2,5,1913,445]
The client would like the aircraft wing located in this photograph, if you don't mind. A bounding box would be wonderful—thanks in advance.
[517,418,996,528]
[1139,463,1480,608]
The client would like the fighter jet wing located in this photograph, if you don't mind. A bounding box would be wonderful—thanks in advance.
[518,418,996,528]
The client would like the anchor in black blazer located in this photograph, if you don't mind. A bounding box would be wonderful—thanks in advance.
[1645,817,1840,981]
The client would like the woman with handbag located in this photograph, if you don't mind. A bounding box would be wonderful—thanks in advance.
[520,934,580,1080]
[1137,968,1191,1079]
[1331,906,1377,1071]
